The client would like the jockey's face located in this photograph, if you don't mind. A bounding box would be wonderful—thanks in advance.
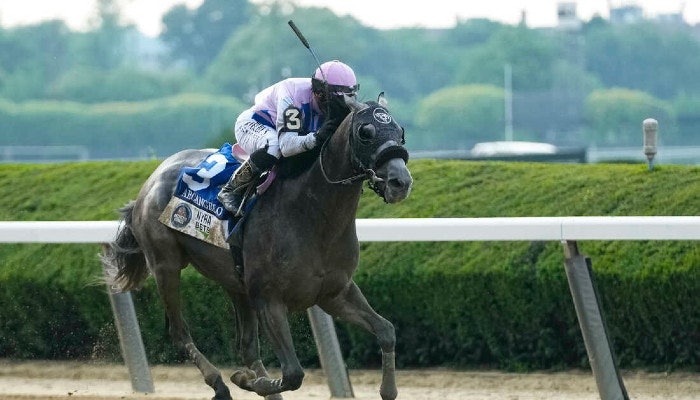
[314,91,348,117]
[311,92,323,114]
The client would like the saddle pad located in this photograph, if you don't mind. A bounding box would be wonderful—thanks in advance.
[158,143,242,249]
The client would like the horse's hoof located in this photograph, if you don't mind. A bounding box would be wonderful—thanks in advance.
[212,392,233,400]
[230,368,257,389]
[211,375,232,400]
[380,384,398,400]
[265,394,284,400]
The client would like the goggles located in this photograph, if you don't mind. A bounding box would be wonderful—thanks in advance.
[312,78,359,96]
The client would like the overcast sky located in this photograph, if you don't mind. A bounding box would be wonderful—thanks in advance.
[0,0,696,36]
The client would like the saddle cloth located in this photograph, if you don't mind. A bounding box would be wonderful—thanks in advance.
[158,143,242,249]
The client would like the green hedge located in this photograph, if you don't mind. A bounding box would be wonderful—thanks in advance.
[0,160,698,371]
[0,94,246,159]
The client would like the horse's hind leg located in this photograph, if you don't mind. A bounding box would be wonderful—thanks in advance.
[319,281,398,400]
[227,291,283,400]
[230,299,304,397]
[153,266,232,400]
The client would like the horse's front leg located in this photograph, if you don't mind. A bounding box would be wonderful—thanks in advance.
[319,281,397,400]
[226,291,283,400]
[230,298,304,397]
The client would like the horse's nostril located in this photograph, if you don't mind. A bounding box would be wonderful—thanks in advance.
[388,178,402,189]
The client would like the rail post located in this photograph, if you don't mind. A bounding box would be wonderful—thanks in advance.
[563,241,628,400]
[307,305,354,398]
[102,244,154,394]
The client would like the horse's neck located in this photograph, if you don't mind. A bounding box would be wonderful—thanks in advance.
[297,127,362,226]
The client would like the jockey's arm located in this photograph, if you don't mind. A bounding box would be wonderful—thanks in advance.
[274,93,318,157]
[279,131,317,157]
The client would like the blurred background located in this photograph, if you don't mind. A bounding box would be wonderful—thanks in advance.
[0,0,699,163]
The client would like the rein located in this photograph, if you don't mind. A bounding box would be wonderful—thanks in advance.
[316,99,407,199]
[317,132,381,186]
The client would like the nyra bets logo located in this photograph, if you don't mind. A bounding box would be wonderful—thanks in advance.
[373,108,392,124]
[171,203,192,228]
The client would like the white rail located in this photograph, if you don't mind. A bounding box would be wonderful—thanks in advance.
[3,216,698,400]
[1,216,699,243]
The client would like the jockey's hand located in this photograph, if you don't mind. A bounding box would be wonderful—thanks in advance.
[326,95,350,121]
[314,118,339,146]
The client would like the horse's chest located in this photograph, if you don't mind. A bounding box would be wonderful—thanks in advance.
[318,269,353,296]
[268,265,354,311]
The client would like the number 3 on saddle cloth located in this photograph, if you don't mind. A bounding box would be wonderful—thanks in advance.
[158,143,276,249]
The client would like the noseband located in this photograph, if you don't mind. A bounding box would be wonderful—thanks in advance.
[318,101,409,197]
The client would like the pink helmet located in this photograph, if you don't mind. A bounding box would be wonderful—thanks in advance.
[312,60,359,95]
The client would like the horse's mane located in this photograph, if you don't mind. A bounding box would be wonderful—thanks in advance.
[276,146,321,179]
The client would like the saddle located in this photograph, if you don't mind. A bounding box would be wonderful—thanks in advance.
[159,143,317,251]
[158,143,276,249]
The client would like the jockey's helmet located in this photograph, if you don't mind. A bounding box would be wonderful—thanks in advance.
[312,60,359,97]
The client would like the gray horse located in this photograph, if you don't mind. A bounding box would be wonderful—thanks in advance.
[101,95,412,400]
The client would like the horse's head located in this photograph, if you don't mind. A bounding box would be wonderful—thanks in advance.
[345,93,413,203]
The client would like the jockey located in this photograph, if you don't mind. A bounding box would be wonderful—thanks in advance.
[217,60,359,213]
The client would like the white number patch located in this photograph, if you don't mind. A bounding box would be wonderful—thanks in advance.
[283,106,303,132]
[181,152,228,191]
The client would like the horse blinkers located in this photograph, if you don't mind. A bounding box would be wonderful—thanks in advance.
[349,101,409,198]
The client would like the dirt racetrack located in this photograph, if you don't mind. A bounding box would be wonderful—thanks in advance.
[0,359,697,400]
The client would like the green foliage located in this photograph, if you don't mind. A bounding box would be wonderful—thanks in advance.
[0,21,73,100]
[584,88,674,146]
[161,0,252,72]
[4,3,700,150]
[673,94,700,143]
[83,0,130,71]
[49,67,195,103]
[0,93,246,159]
[369,28,457,101]
[453,26,556,90]
[444,19,503,48]
[550,60,602,93]
[206,6,370,98]
[0,160,698,371]
[584,22,700,99]
[414,84,504,149]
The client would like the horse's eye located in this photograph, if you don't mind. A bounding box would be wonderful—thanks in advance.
[358,124,376,141]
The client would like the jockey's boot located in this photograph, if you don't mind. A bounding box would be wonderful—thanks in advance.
[217,149,277,214]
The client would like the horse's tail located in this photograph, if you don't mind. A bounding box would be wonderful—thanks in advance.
[101,201,149,292]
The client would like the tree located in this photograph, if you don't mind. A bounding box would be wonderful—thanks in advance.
[49,67,194,103]
[584,88,674,146]
[671,94,700,145]
[0,21,72,100]
[453,26,556,91]
[206,5,370,98]
[161,0,252,72]
[584,22,700,99]
[81,0,130,70]
[445,18,503,48]
[414,84,504,149]
[371,28,457,101]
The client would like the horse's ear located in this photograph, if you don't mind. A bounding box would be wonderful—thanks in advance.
[377,92,387,108]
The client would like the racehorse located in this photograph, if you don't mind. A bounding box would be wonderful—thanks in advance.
[101,94,413,400]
